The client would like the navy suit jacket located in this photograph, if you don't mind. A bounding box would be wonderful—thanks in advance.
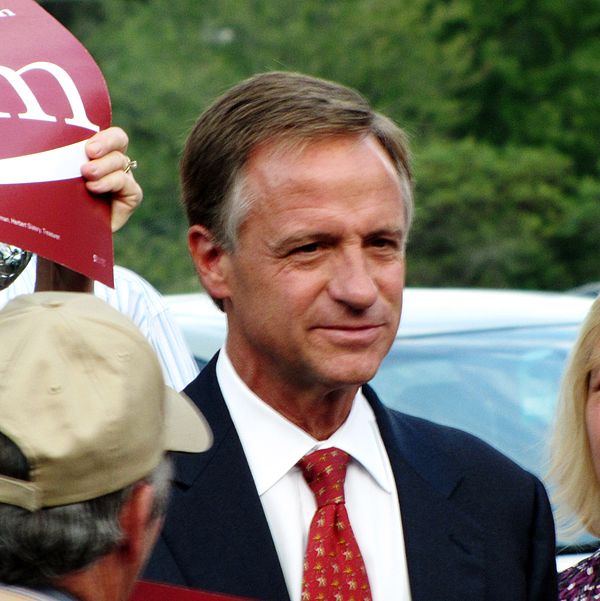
[145,355,558,600]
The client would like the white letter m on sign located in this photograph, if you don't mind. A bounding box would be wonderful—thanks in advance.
[0,61,99,132]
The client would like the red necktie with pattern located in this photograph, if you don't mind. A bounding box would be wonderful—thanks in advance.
[298,447,372,601]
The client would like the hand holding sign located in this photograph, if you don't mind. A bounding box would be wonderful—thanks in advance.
[82,126,143,233]
[0,125,142,291]
[0,0,122,286]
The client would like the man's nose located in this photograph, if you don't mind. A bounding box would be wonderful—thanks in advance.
[328,249,378,310]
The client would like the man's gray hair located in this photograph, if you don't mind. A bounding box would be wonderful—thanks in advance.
[181,71,413,252]
[0,432,172,587]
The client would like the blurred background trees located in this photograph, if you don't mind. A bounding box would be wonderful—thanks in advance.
[42,0,600,292]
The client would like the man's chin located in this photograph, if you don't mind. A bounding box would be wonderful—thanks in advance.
[318,360,381,389]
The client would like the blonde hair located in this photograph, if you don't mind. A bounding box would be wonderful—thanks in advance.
[549,295,600,538]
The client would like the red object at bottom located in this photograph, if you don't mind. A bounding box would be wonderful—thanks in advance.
[130,581,260,601]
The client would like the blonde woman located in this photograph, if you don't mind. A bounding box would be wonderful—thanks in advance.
[550,294,600,599]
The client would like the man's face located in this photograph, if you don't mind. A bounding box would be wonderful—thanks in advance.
[219,134,406,397]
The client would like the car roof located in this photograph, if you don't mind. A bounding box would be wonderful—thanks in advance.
[165,288,594,338]
[398,288,594,336]
[165,292,226,326]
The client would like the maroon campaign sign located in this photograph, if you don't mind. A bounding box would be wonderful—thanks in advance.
[0,0,113,286]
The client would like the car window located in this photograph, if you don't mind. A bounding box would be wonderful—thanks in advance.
[372,325,575,472]
[370,324,598,550]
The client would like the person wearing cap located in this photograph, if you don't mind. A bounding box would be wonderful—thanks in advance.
[0,292,211,601]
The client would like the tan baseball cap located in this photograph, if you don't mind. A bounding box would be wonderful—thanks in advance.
[0,292,212,512]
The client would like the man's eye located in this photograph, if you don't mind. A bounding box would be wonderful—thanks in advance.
[294,243,320,254]
[370,237,398,249]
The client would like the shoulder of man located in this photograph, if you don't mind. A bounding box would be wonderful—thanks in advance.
[365,384,545,487]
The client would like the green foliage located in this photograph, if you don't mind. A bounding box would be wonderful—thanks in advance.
[432,0,600,173]
[409,139,598,289]
[52,0,600,293]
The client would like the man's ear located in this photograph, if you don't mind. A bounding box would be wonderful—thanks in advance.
[117,483,157,567]
[188,225,231,301]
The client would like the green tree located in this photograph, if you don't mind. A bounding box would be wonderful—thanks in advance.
[409,138,599,289]
[432,0,600,174]
[53,0,600,293]
[68,0,477,291]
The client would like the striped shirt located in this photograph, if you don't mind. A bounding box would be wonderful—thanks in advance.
[0,257,199,392]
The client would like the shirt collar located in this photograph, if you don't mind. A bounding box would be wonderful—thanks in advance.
[216,348,393,496]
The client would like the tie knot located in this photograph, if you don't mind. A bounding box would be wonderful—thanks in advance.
[298,447,349,508]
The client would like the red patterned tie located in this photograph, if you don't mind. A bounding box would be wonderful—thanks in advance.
[299,447,372,601]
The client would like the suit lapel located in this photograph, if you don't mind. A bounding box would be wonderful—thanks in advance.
[364,385,486,601]
[162,356,290,601]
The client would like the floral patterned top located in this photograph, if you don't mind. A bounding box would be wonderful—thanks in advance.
[560,548,600,600]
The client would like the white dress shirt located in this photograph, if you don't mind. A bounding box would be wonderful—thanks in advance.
[0,256,199,391]
[217,348,412,601]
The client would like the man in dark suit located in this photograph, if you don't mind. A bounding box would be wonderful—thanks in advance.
[145,71,557,601]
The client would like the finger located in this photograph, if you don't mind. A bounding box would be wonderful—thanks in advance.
[81,150,130,182]
[85,168,142,200]
[111,198,142,232]
[84,171,143,232]
[85,126,129,160]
